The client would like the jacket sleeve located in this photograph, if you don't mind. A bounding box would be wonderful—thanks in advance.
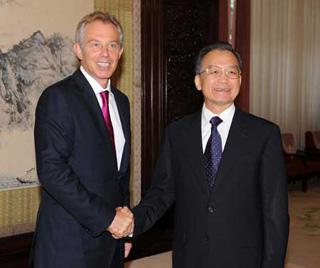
[34,88,115,237]
[132,127,175,235]
[260,124,289,268]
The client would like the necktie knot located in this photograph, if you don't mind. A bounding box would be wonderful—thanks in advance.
[210,116,222,127]
[100,91,109,105]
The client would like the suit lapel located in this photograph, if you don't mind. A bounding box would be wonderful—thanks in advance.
[73,70,118,166]
[185,111,210,196]
[112,86,130,175]
[210,109,249,193]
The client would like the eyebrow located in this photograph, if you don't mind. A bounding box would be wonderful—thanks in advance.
[87,39,100,43]
[87,39,120,44]
[206,64,239,69]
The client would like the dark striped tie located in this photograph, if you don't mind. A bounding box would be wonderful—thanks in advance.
[204,116,223,189]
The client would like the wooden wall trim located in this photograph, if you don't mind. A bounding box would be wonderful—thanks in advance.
[0,232,33,267]
[218,0,229,42]
[141,0,166,195]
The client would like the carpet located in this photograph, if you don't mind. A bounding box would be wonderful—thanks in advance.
[285,186,320,268]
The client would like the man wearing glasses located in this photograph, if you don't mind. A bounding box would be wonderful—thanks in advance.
[131,42,289,268]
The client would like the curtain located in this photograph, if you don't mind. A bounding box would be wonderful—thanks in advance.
[250,0,320,150]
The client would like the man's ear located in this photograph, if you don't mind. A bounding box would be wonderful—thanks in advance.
[73,43,83,60]
[194,75,202,91]
[118,47,124,59]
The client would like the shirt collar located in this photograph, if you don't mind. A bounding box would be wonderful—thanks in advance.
[202,103,235,125]
[80,66,111,95]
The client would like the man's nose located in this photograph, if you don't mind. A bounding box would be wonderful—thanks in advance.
[100,45,110,56]
[217,70,229,81]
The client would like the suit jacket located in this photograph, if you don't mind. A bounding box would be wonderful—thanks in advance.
[133,108,289,268]
[32,70,131,268]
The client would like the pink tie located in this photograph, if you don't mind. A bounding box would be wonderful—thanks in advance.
[100,91,115,151]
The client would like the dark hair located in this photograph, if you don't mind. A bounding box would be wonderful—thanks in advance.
[195,42,242,74]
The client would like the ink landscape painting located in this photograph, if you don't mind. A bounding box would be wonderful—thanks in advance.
[0,0,92,189]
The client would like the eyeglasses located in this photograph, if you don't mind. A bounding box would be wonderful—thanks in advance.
[199,65,241,79]
[87,40,121,52]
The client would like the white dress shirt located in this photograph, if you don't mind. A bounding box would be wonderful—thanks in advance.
[201,103,235,153]
[80,66,125,170]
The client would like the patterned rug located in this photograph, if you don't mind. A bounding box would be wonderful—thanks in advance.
[285,186,320,268]
[289,188,320,236]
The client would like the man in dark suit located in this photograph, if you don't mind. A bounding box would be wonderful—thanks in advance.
[131,42,289,268]
[32,11,133,268]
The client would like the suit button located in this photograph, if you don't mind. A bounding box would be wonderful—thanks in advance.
[208,206,215,213]
[204,235,209,244]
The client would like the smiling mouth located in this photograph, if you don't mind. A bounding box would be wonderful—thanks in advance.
[214,88,230,92]
[97,62,111,68]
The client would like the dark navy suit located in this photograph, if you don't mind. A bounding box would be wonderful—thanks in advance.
[32,70,131,268]
[133,108,289,268]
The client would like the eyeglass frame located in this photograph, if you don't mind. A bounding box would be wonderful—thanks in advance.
[198,64,241,79]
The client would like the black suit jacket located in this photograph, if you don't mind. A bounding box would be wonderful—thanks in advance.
[32,70,131,268]
[133,108,289,268]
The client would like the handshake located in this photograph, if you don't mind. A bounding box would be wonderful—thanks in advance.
[107,206,134,239]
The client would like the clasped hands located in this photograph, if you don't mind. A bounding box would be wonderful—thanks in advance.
[107,206,134,239]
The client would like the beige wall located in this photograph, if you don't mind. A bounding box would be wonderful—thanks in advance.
[0,187,41,237]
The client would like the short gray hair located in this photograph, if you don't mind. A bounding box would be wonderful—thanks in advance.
[75,11,124,48]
